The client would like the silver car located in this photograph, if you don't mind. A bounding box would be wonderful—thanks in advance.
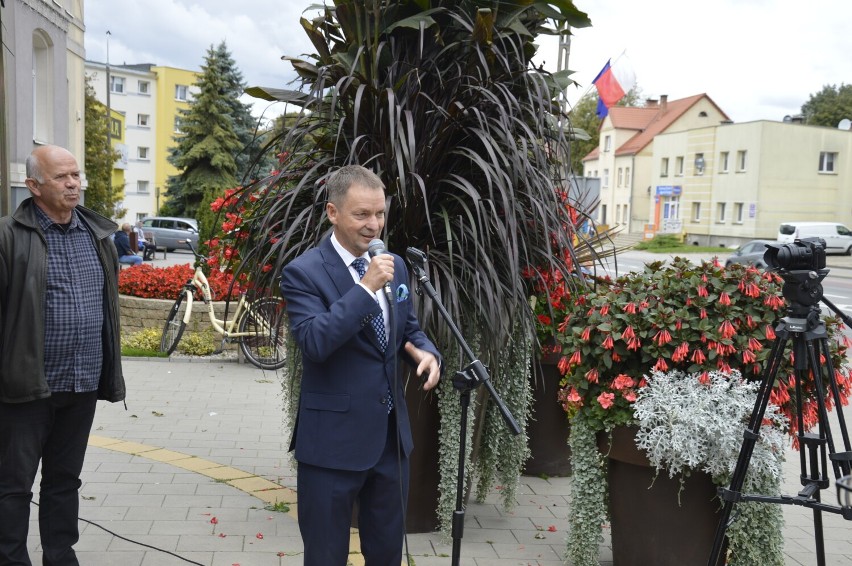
[724,239,776,269]
[140,217,199,252]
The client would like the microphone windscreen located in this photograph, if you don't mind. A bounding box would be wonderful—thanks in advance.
[368,239,386,257]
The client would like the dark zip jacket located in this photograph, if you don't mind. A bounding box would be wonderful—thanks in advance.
[0,198,126,403]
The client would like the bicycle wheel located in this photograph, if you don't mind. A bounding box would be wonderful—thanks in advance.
[239,297,287,370]
[160,290,189,354]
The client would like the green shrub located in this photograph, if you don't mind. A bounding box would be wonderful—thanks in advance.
[121,327,162,351]
[177,330,218,356]
[634,234,681,250]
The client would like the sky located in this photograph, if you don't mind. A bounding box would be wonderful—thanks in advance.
[84,0,852,125]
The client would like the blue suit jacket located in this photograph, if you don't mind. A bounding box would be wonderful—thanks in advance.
[280,236,440,471]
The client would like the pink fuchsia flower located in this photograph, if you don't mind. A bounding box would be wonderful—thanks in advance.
[653,357,669,372]
[602,335,614,350]
[719,292,731,306]
[718,320,736,339]
[654,328,672,346]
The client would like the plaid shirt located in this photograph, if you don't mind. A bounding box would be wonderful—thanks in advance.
[35,206,105,392]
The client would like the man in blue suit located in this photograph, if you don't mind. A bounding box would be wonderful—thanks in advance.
[280,165,441,565]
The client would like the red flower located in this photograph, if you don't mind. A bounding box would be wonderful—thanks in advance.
[654,328,672,346]
[691,349,707,364]
[585,368,599,383]
[602,335,614,350]
[718,320,736,340]
[597,392,615,409]
[612,374,635,390]
[719,292,731,306]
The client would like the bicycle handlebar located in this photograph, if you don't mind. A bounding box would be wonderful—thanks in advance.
[179,239,207,264]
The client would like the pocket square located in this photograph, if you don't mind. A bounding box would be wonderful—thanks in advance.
[396,284,410,303]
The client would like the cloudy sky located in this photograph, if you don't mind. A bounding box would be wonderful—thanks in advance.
[84,0,852,124]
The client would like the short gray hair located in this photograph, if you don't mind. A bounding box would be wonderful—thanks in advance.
[25,154,43,183]
[326,165,385,205]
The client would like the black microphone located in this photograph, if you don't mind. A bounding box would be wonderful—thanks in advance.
[368,239,394,305]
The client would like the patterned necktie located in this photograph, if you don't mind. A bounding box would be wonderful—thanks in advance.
[352,258,393,413]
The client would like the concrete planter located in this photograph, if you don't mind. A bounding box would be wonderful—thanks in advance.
[119,294,237,335]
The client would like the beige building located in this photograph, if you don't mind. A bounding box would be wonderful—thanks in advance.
[2,0,86,213]
[582,94,731,234]
[653,120,852,247]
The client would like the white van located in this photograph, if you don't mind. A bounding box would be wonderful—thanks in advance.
[777,222,852,254]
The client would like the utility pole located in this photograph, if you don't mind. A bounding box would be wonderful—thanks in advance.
[556,23,571,117]
[0,0,10,216]
[105,30,112,198]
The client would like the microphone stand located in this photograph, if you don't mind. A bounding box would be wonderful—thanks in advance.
[406,247,521,566]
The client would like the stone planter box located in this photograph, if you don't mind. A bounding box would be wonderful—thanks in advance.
[119,295,239,350]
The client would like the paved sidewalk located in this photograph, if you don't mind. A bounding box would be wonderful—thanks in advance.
[22,358,852,565]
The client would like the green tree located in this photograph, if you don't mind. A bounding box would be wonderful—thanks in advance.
[569,86,641,174]
[569,92,600,174]
[801,84,852,127]
[163,43,242,250]
[230,0,604,532]
[83,77,123,218]
[210,41,276,182]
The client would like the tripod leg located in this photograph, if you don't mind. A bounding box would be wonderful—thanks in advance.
[707,334,789,566]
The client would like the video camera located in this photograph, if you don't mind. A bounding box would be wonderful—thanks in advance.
[764,237,826,271]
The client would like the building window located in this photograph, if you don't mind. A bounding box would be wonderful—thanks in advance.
[660,158,669,177]
[137,180,150,193]
[138,80,150,94]
[675,156,684,176]
[622,205,629,224]
[736,150,747,172]
[175,84,189,101]
[603,168,610,188]
[692,202,701,222]
[615,204,621,224]
[137,147,149,160]
[174,116,183,133]
[717,202,727,223]
[604,135,612,152]
[734,202,744,223]
[625,167,630,187]
[719,151,729,173]
[110,75,125,94]
[32,30,54,143]
[617,167,623,187]
[694,153,705,175]
[600,204,607,225]
[137,114,149,127]
[819,152,837,173]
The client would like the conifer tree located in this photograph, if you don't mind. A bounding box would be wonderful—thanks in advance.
[83,77,123,218]
[162,43,242,249]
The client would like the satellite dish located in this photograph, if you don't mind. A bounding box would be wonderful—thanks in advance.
[838,118,852,130]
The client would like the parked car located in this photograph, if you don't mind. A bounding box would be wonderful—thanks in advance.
[724,239,776,269]
[777,222,852,255]
[140,216,198,252]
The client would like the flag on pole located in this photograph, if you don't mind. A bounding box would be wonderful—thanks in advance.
[592,54,636,118]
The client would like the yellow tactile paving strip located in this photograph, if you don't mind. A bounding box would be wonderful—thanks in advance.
[88,435,368,565]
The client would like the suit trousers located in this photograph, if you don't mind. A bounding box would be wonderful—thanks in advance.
[297,410,409,566]
[0,391,98,566]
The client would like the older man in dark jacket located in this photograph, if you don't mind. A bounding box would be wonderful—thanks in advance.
[0,145,126,565]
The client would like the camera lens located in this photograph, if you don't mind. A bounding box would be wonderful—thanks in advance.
[764,238,826,271]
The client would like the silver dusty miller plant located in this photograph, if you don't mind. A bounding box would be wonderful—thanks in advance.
[634,369,787,566]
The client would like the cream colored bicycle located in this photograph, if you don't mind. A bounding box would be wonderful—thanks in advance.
[159,242,286,370]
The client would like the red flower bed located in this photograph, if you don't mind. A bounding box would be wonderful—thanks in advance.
[118,264,242,301]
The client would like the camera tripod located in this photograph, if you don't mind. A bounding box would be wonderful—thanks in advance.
[708,268,852,566]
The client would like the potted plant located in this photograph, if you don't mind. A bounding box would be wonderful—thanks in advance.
[215,0,598,534]
[555,258,852,565]
[630,369,786,566]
